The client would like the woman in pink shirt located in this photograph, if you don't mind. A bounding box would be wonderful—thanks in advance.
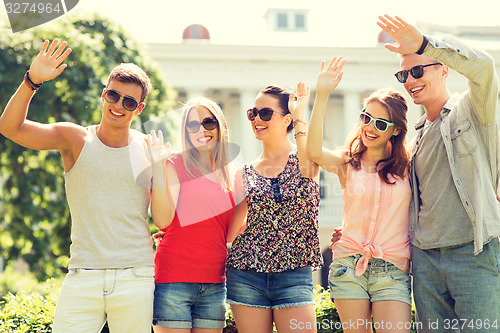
[306,57,412,333]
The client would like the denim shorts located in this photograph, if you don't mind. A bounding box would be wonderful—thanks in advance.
[226,266,315,310]
[328,255,411,305]
[153,282,226,329]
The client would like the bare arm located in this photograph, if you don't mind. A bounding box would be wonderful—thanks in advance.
[288,82,319,180]
[306,57,349,178]
[146,130,179,230]
[0,39,74,153]
[227,200,248,244]
[227,167,247,243]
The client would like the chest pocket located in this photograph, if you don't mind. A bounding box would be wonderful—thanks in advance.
[450,119,478,157]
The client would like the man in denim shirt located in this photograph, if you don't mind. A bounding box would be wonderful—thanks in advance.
[378,15,500,332]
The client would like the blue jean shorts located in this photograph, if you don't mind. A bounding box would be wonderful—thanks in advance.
[328,255,411,305]
[226,266,315,310]
[153,282,226,329]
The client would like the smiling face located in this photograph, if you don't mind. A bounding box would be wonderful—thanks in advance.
[360,101,399,150]
[101,80,145,128]
[400,54,448,109]
[250,93,291,141]
[186,105,219,151]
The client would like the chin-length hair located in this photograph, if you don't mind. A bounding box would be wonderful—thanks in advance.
[344,88,411,184]
[180,96,233,191]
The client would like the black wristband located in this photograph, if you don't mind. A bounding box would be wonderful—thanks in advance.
[25,70,43,89]
[416,35,428,55]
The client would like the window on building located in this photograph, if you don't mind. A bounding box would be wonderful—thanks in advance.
[268,9,308,32]
[277,13,288,29]
[295,13,305,30]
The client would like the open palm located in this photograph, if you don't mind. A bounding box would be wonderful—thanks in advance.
[288,81,310,119]
[28,39,72,84]
[377,15,423,54]
[316,56,345,95]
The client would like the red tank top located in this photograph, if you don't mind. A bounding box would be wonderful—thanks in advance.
[154,154,235,283]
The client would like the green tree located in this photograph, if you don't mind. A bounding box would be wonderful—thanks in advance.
[0,13,178,281]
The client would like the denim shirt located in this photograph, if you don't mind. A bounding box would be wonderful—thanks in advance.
[409,35,500,255]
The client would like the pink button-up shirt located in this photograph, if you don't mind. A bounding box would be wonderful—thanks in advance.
[332,164,411,276]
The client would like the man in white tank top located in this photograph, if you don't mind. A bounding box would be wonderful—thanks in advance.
[0,39,155,332]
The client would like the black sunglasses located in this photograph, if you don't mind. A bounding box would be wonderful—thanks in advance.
[394,63,442,83]
[186,117,218,133]
[359,110,395,132]
[104,89,141,111]
[247,107,286,122]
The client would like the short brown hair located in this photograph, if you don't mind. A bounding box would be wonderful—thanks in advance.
[107,63,152,102]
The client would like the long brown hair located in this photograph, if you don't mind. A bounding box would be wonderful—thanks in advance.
[345,88,410,184]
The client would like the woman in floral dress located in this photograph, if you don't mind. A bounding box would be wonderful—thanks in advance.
[226,82,323,333]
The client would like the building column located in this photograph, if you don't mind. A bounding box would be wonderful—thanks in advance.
[343,91,362,134]
[238,89,260,163]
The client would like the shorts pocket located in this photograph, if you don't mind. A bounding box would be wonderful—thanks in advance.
[387,268,411,290]
[329,259,351,278]
[331,266,348,277]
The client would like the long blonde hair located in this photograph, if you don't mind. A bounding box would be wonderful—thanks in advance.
[180,97,233,191]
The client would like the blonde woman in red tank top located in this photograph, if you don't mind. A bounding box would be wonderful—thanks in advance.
[146,97,236,333]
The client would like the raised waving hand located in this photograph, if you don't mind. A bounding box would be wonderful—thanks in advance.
[288,81,310,120]
[316,56,345,96]
[28,39,72,84]
[377,15,424,54]
[145,130,173,165]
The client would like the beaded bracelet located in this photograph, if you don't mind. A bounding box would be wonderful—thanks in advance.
[24,71,43,91]
[294,131,306,138]
[293,119,306,127]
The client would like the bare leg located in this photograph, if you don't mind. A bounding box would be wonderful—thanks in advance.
[230,304,274,333]
[372,300,411,333]
[192,328,223,333]
[334,299,372,333]
[274,304,317,333]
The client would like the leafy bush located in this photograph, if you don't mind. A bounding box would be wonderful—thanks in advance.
[315,286,344,333]
[0,288,58,332]
[1,283,416,333]
[0,266,63,302]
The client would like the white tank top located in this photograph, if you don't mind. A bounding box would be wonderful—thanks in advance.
[65,125,153,269]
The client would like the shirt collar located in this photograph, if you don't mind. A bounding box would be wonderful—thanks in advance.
[414,93,461,130]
